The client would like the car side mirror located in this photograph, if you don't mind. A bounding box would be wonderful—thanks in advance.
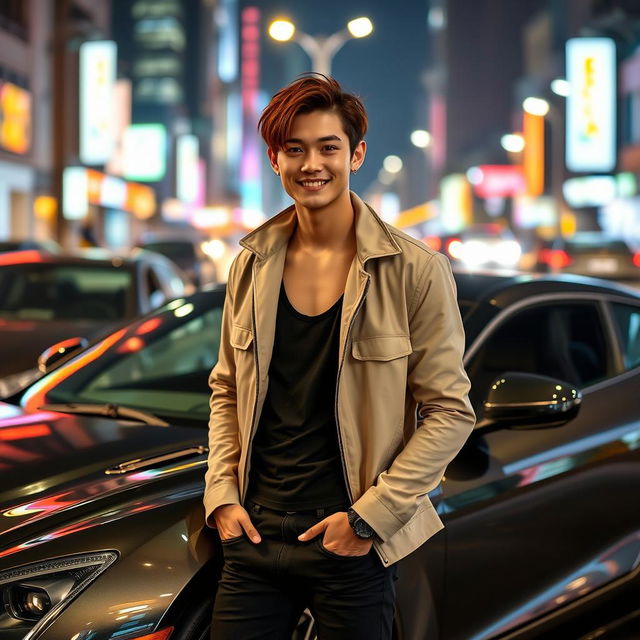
[483,371,582,430]
[38,337,88,373]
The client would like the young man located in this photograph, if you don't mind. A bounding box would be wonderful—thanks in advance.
[204,74,475,639]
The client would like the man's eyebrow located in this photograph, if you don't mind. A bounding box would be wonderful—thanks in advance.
[284,135,343,144]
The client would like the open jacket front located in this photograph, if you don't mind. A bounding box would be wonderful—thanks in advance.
[204,192,476,565]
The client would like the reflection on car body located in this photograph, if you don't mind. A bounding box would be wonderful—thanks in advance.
[0,271,639,639]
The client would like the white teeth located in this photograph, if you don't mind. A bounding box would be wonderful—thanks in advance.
[300,180,328,186]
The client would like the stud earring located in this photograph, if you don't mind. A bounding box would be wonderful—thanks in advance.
[351,168,358,174]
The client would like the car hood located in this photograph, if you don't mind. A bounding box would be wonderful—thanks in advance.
[0,402,206,549]
[0,319,109,377]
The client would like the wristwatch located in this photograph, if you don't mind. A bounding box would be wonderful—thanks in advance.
[347,508,375,539]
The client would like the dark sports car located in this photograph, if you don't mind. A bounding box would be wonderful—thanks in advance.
[0,271,639,640]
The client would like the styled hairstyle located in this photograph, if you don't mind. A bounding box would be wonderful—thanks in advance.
[258,73,368,156]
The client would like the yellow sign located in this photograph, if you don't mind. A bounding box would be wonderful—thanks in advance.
[0,82,31,154]
[523,111,544,197]
[394,202,437,229]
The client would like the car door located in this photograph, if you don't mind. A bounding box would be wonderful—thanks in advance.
[440,295,640,640]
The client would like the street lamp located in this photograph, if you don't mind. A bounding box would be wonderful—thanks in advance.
[410,129,432,149]
[522,96,550,117]
[501,133,525,153]
[383,155,403,174]
[267,17,373,76]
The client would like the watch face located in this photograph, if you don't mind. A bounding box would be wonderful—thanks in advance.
[354,518,374,538]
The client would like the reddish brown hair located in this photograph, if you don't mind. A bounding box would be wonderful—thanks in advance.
[258,73,368,156]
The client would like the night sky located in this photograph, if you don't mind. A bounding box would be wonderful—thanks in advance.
[250,0,432,199]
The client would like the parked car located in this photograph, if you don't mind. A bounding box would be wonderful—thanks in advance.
[0,239,61,254]
[137,234,218,287]
[0,271,639,640]
[537,233,640,283]
[0,248,193,396]
[424,224,523,270]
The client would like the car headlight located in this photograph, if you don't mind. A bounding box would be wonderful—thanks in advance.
[0,551,117,637]
[495,240,522,267]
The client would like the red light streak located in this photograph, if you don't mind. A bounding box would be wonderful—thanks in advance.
[0,250,44,266]
[117,336,144,353]
[135,317,162,335]
[0,423,50,441]
[23,328,127,412]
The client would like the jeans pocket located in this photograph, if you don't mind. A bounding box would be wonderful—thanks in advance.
[220,534,245,545]
[316,537,368,560]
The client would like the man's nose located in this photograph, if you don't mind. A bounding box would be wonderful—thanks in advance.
[301,151,322,172]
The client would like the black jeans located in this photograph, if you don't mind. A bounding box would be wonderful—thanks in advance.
[211,501,397,640]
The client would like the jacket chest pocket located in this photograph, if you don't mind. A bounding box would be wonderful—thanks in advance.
[352,335,412,361]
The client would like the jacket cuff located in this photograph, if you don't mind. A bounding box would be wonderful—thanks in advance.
[203,482,241,528]
[351,489,405,543]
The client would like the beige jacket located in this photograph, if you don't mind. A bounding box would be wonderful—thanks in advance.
[204,192,475,565]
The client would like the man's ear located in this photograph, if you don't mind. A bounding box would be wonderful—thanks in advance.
[351,140,367,172]
[267,148,280,175]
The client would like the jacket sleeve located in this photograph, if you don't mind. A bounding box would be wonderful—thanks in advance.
[203,256,242,527]
[352,252,476,541]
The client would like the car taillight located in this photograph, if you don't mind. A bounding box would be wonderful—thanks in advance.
[423,235,442,252]
[548,249,572,269]
[633,252,640,267]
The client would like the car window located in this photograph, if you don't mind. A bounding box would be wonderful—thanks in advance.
[146,266,167,308]
[0,265,132,320]
[45,305,222,422]
[467,302,609,409]
[153,259,187,298]
[610,303,640,371]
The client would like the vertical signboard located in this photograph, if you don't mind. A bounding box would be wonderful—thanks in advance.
[240,7,262,216]
[106,79,132,176]
[0,81,31,154]
[63,167,89,220]
[566,37,616,173]
[440,174,472,232]
[80,40,117,165]
[122,124,167,182]
[176,134,199,204]
[523,111,544,196]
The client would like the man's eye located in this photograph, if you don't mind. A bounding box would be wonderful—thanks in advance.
[323,145,338,151]
[286,147,302,153]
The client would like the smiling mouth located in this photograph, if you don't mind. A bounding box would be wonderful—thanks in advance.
[298,179,331,188]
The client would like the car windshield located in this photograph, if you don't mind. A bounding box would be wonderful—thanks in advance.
[20,293,223,426]
[0,264,133,321]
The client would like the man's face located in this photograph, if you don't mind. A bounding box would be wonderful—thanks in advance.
[268,109,365,212]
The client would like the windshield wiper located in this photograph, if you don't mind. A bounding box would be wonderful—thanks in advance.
[39,403,170,427]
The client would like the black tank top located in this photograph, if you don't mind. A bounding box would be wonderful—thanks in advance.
[247,281,350,511]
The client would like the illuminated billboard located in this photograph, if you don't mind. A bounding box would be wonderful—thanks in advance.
[122,124,167,181]
[566,37,616,173]
[0,82,31,154]
[63,167,89,220]
[63,166,156,219]
[80,40,117,165]
[176,134,199,204]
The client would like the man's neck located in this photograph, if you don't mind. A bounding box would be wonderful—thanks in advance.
[291,191,356,254]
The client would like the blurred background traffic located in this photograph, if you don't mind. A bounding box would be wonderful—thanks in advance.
[1,0,640,286]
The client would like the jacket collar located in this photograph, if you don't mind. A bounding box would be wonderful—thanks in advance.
[239,191,401,263]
